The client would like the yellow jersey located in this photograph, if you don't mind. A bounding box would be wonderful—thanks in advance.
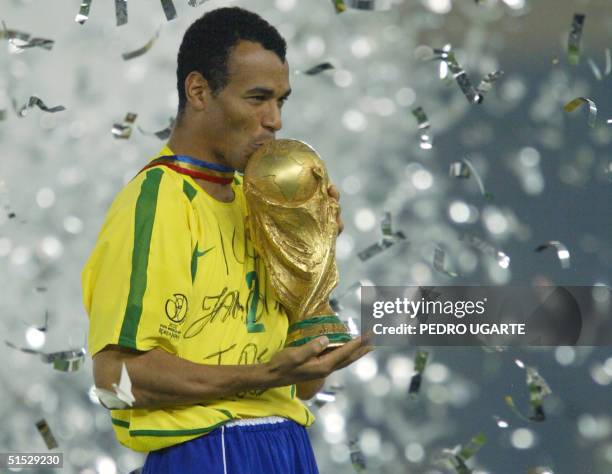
[82,145,314,452]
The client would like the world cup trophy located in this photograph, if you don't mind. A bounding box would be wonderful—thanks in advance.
[244,139,352,348]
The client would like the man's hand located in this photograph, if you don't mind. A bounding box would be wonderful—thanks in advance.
[328,184,344,235]
[264,335,372,388]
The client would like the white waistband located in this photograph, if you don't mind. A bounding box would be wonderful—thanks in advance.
[224,416,288,428]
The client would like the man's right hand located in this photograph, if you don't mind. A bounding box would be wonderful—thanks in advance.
[263,335,373,387]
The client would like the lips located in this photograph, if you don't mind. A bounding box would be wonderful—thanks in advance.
[248,137,274,155]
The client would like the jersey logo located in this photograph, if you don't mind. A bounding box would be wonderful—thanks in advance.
[165,293,189,323]
[191,245,215,283]
[195,246,215,258]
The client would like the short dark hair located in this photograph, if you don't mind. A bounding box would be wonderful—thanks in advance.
[176,7,287,113]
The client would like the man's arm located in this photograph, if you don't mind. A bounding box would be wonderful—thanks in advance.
[93,335,371,410]
[295,378,325,400]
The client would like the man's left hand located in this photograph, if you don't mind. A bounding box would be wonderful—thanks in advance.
[327,184,344,235]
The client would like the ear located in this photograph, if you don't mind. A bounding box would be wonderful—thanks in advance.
[184,71,211,112]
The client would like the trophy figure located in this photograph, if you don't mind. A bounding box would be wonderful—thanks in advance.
[244,139,352,348]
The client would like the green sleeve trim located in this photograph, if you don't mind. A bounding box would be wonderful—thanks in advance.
[129,420,229,437]
[290,384,296,399]
[118,167,164,349]
[111,418,130,428]
[183,180,197,201]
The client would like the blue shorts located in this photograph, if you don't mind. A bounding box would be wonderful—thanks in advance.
[142,417,319,474]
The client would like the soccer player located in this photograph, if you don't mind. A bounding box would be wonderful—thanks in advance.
[82,7,372,473]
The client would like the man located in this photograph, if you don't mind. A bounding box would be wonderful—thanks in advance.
[82,7,371,473]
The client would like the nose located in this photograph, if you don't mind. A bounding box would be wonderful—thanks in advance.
[262,101,282,132]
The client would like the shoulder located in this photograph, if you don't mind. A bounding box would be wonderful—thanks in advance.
[108,166,195,221]
[124,165,195,202]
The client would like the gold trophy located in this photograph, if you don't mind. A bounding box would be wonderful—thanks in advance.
[244,139,352,348]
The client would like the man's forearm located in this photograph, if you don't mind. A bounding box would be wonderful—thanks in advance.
[296,378,325,400]
[94,346,274,409]
[94,335,371,410]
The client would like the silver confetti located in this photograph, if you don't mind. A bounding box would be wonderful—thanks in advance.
[475,70,504,96]
[434,47,482,104]
[1,24,54,52]
[138,117,175,140]
[299,62,335,76]
[0,23,30,42]
[505,360,551,422]
[112,112,138,139]
[54,357,84,372]
[567,13,586,66]
[75,0,93,25]
[449,161,470,178]
[460,233,510,269]
[122,30,160,61]
[433,246,459,278]
[434,46,501,104]
[358,238,398,261]
[534,240,571,269]
[411,106,433,150]
[115,0,128,26]
[11,37,54,52]
[36,419,58,450]
[435,43,452,79]
[453,158,493,200]
[439,433,487,474]
[5,341,86,372]
[349,439,366,472]
[22,310,49,332]
[564,97,597,128]
[358,213,407,261]
[380,211,393,241]
[587,58,603,81]
[408,350,429,397]
[347,0,376,9]
[160,0,177,21]
[13,96,65,117]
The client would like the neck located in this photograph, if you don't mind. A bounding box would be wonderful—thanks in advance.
[167,122,235,202]
[167,119,228,167]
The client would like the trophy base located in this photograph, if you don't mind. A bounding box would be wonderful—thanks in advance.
[285,315,353,348]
